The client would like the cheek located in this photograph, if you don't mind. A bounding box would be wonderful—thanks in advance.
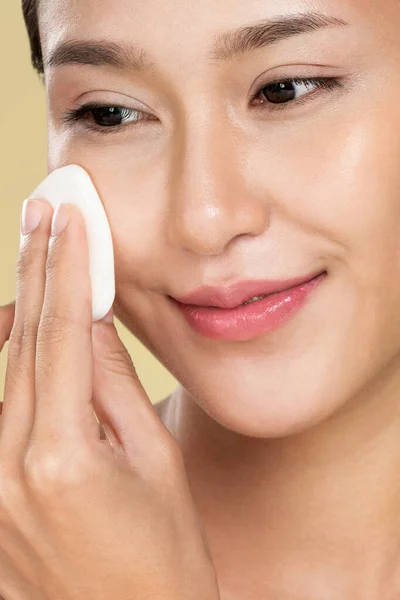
[47,143,165,284]
[276,111,400,355]
[308,115,400,290]
[252,108,400,286]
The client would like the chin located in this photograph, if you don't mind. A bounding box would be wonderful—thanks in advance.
[184,367,348,439]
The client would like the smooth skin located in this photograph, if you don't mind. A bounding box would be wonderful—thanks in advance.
[3,0,400,597]
[0,204,219,599]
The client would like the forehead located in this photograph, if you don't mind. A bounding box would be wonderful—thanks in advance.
[37,0,397,76]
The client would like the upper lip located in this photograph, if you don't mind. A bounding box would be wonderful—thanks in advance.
[172,270,326,309]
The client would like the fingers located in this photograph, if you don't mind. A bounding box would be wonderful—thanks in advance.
[0,302,15,350]
[1,201,98,466]
[0,200,54,459]
[91,320,179,471]
[31,203,97,446]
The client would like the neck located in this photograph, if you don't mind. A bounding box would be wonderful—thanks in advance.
[161,358,400,599]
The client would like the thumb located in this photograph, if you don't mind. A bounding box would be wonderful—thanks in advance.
[91,314,173,467]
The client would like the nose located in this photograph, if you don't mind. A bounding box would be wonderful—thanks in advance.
[166,117,270,256]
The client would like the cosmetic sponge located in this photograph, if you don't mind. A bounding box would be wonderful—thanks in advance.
[21,164,115,322]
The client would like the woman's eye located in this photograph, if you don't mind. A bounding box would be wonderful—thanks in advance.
[86,106,142,127]
[251,77,342,109]
[61,103,157,134]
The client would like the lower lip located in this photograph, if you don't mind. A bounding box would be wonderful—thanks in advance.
[172,272,327,341]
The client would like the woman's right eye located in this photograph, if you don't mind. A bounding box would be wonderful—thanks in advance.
[61,103,157,134]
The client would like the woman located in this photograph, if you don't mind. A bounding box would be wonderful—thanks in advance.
[1,0,400,597]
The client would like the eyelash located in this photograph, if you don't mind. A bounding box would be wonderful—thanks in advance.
[61,76,344,137]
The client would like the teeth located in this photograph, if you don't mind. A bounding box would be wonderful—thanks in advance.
[242,294,267,306]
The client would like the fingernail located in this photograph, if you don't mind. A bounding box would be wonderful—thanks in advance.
[21,199,44,235]
[51,204,70,237]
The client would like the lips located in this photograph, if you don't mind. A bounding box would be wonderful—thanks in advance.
[172,270,326,310]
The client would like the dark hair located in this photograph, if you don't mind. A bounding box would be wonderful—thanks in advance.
[22,0,44,75]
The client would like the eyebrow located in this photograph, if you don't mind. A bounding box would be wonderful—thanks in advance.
[45,11,348,72]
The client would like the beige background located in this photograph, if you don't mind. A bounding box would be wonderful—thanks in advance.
[0,3,177,405]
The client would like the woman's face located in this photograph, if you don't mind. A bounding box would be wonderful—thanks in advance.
[38,0,400,437]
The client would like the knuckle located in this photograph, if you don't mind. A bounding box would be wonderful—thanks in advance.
[24,445,93,493]
[5,363,30,396]
[99,345,136,378]
[39,312,76,333]
[8,321,38,358]
[16,245,41,274]
[37,314,79,355]
[39,312,89,343]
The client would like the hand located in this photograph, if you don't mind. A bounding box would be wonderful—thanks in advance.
[0,200,220,600]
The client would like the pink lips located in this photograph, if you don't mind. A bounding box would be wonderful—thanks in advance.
[173,270,326,309]
[171,271,327,341]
